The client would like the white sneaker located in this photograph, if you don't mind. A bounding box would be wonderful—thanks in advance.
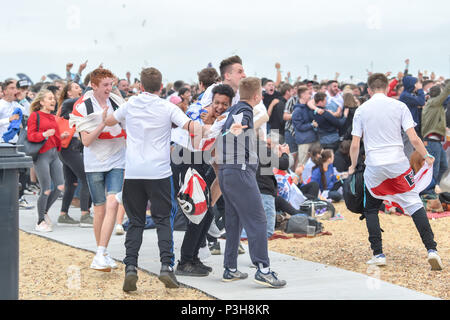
[35,221,52,232]
[90,254,111,272]
[104,253,118,269]
[44,214,53,227]
[208,219,224,238]
[198,245,212,261]
[366,254,387,266]
[427,250,443,271]
[115,224,125,235]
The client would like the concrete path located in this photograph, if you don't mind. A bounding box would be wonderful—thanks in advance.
[18,194,439,300]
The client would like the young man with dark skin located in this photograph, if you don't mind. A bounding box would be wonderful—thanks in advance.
[172,84,235,277]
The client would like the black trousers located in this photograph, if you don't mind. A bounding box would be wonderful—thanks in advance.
[172,161,215,263]
[299,181,320,200]
[18,169,29,198]
[122,177,177,267]
[59,139,91,212]
[364,187,437,255]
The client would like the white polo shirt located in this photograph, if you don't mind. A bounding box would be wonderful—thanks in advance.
[352,93,415,166]
[113,92,190,179]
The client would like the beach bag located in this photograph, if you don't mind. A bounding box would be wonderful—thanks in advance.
[298,200,336,220]
[285,214,323,235]
[176,168,210,224]
[18,112,45,162]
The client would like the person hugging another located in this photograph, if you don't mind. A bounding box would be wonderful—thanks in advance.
[71,68,126,272]
[216,77,286,288]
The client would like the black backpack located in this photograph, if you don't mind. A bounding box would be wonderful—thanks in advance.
[343,163,366,219]
[285,214,323,235]
[77,97,121,144]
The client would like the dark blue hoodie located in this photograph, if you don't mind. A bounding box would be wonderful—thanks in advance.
[291,103,317,144]
[400,76,425,126]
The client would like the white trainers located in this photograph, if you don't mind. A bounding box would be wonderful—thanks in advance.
[90,254,111,272]
[104,253,118,269]
[35,221,52,232]
[198,245,212,261]
[366,254,387,266]
[115,224,125,235]
[427,250,443,271]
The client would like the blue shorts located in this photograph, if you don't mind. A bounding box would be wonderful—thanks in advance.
[86,168,124,206]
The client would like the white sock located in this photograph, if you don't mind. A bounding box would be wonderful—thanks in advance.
[259,264,269,274]
[228,268,237,272]
[97,246,106,256]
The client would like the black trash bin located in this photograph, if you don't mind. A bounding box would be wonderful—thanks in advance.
[0,143,33,300]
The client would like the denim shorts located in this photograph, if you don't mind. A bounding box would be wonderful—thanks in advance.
[86,168,124,206]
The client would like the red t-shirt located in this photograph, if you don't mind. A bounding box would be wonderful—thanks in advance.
[27,111,62,153]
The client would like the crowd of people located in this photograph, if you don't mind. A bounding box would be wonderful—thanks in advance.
[0,56,448,292]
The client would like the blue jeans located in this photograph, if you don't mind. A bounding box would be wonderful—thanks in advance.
[284,130,298,153]
[425,140,448,184]
[86,168,124,206]
[240,193,275,238]
[261,194,276,238]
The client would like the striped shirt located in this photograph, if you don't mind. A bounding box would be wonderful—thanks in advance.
[284,95,298,134]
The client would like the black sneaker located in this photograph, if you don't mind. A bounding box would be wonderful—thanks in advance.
[209,241,221,255]
[123,265,138,292]
[222,268,248,282]
[193,258,213,273]
[175,260,209,277]
[57,214,80,226]
[158,264,180,288]
[254,269,286,288]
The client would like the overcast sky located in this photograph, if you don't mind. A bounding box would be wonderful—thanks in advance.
[1,0,449,84]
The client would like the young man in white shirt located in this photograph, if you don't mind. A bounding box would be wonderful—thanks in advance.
[325,80,343,117]
[73,68,127,272]
[200,55,269,141]
[104,67,203,292]
[0,79,32,210]
[349,73,443,270]
[0,80,22,143]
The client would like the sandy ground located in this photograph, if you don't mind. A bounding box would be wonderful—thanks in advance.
[19,202,449,300]
[266,202,449,300]
[19,231,212,300]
